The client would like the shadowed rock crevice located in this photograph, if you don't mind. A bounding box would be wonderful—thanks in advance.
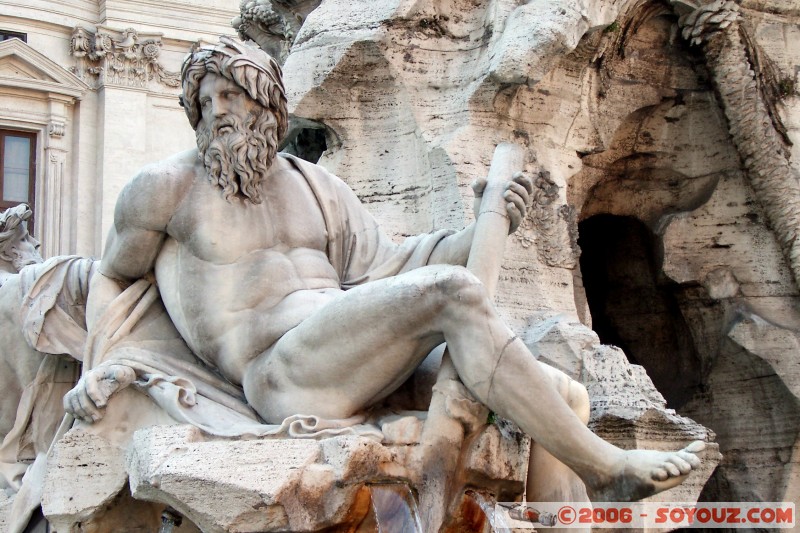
[281,120,329,163]
[578,214,702,410]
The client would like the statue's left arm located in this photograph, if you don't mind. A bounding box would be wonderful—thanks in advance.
[286,154,531,286]
[426,171,533,266]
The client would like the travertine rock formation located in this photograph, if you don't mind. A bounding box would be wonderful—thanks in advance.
[266,0,798,511]
[5,0,799,530]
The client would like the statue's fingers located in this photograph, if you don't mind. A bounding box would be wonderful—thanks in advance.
[505,189,527,217]
[506,202,522,233]
[111,365,136,387]
[63,390,80,418]
[65,390,87,421]
[78,391,102,422]
[506,181,531,206]
[68,388,99,423]
[85,372,110,408]
[471,177,487,196]
[512,171,534,195]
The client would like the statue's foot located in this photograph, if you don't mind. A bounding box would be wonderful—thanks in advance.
[587,441,705,502]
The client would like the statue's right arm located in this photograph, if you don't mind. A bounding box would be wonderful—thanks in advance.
[68,167,181,422]
[88,167,173,330]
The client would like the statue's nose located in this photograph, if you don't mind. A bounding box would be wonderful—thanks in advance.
[210,98,229,119]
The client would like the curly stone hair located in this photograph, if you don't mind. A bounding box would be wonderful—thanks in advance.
[180,36,288,143]
[0,204,32,255]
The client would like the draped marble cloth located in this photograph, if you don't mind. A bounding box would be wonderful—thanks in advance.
[1,256,93,486]
[1,255,93,533]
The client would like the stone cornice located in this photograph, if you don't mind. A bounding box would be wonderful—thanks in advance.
[0,38,88,100]
[98,0,239,41]
[1,0,100,27]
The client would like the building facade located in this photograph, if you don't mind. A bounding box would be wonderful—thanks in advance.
[0,0,239,258]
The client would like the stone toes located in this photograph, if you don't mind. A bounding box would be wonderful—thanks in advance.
[653,467,669,481]
[664,462,681,477]
[668,456,692,475]
[678,450,701,469]
[685,440,705,453]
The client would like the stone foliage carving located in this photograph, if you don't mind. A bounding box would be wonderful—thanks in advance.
[69,26,180,89]
[515,170,579,269]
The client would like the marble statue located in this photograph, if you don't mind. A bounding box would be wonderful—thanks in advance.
[0,204,47,492]
[0,205,41,285]
[63,36,704,502]
[0,204,90,531]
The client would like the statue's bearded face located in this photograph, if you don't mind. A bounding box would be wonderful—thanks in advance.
[194,72,278,204]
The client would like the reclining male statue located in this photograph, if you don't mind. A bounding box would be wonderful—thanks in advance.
[64,36,704,502]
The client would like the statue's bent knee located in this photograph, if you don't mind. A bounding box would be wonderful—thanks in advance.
[568,380,590,424]
[429,265,489,311]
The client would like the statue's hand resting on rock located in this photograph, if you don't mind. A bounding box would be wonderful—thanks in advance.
[64,364,136,423]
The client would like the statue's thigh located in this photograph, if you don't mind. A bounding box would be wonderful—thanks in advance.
[244,268,457,420]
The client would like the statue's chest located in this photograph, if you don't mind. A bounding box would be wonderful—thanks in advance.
[168,177,328,263]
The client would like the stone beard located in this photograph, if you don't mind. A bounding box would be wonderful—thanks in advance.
[195,104,278,204]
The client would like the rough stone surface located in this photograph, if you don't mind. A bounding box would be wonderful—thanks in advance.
[276,0,797,510]
[129,426,327,532]
[5,0,800,529]
[0,491,12,531]
[40,429,128,531]
[34,26,714,533]
[124,422,529,532]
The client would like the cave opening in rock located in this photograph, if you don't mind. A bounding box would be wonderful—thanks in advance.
[281,123,329,164]
[578,214,703,410]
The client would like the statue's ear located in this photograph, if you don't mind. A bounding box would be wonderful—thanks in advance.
[0,248,13,262]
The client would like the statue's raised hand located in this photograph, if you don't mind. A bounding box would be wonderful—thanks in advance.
[471,171,533,234]
[63,364,136,423]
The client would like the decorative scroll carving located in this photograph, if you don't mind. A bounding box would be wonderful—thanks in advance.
[69,26,180,89]
[48,122,65,138]
[514,171,579,269]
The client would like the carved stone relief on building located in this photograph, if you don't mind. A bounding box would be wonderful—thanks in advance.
[69,26,180,89]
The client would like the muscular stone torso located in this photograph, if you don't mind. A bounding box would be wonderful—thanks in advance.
[156,156,342,383]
